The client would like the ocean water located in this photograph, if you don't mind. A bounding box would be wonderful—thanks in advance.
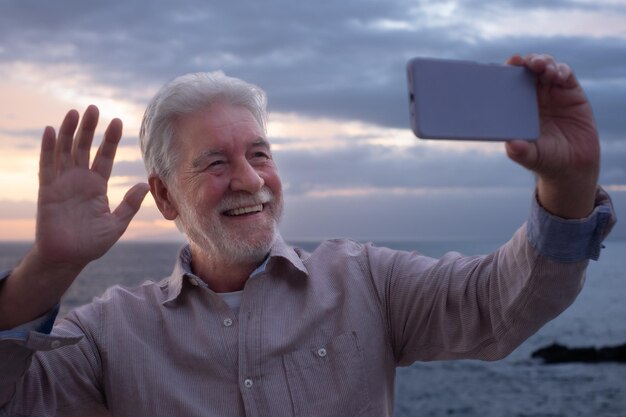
[1,239,625,416]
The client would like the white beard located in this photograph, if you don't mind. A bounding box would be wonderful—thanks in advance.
[174,186,282,265]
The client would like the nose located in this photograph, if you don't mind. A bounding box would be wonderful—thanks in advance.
[230,160,265,193]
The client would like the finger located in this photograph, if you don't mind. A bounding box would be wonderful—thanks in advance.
[505,140,539,172]
[555,62,576,88]
[39,126,57,187]
[72,105,99,168]
[505,54,524,66]
[91,118,123,180]
[55,110,80,173]
[525,54,560,85]
[112,183,150,233]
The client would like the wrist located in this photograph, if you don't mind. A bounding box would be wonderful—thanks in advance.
[536,177,597,219]
[0,247,84,329]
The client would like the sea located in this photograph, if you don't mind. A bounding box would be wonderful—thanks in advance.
[1,239,625,417]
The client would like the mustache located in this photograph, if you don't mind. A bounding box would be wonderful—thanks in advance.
[216,187,274,212]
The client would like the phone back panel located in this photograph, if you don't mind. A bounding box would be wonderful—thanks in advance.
[407,58,539,141]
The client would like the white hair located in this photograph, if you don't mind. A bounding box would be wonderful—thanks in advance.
[139,71,268,182]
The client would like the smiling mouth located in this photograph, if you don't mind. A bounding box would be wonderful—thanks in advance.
[223,204,264,217]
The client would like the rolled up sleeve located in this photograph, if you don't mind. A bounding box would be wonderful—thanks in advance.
[0,270,85,414]
[527,187,616,262]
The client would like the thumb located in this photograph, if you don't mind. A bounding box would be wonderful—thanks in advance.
[113,183,150,227]
[505,140,538,171]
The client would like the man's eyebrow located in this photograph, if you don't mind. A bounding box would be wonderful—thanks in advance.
[251,137,271,149]
[189,138,270,168]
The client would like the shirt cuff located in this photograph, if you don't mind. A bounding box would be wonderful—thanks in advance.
[0,269,59,341]
[526,187,616,263]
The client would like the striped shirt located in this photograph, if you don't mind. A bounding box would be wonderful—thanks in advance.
[0,190,616,417]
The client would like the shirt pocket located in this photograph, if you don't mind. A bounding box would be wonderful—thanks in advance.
[282,331,371,417]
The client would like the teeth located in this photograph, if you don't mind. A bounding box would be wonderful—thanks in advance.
[225,204,263,216]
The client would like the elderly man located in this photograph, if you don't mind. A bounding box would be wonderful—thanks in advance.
[0,54,616,416]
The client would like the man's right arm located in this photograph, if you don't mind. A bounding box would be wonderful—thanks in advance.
[0,106,149,330]
[0,251,85,330]
[0,106,148,413]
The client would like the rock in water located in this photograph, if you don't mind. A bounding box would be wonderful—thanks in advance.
[532,342,626,364]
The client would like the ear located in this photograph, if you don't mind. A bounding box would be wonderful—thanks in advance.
[149,175,179,221]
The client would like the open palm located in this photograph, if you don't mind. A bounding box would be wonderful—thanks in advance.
[35,106,149,268]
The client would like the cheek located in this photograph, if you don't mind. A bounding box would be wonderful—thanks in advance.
[187,176,230,209]
[264,171,282,197]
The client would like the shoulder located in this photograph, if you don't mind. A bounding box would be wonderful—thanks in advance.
[295,238,368,268]
[307,238,368,256]
[97,277,170,307]
[298,238,407,277]
[69,277,171,322]
[305,238,425,265]
[61,277,174,341]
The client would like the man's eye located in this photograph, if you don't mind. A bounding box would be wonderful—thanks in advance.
[253,152,270,160]
[207,160,226,169]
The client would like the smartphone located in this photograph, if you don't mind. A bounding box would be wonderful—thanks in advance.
[406,57,539,141]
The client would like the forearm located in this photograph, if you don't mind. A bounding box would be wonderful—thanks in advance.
[393,229,587,362]
[390,188,615,364]
[469,187,615,358]
[483,230,587,357]
[0,248,85,330]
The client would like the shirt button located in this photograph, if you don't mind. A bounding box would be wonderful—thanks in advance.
[244,378,254,388]
[188,277,199,286]
[223,318,233,327]
[51,340,61,349]
[317,348,327,358]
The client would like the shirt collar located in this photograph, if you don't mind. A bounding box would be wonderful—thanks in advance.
[266,234,308,276]
[163,235,308,305]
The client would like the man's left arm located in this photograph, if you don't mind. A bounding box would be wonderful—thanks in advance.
[375,54,617,364]
[375,189,614,365]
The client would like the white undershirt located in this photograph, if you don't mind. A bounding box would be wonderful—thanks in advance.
[185,254,269,316]
[214,256,269,315]
[218,290,243,315]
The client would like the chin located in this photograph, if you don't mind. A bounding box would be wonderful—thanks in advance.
[228,229,278,262]
[188,224,278,265]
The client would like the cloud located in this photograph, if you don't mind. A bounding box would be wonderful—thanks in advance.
[0,200,36,219]
[279,185,536,241]
[111,159,148,179]
[0,128,42,147]
[274,141,534,195]
[1,0,624,240]
[2,1,624,134]
[587,82,626,142]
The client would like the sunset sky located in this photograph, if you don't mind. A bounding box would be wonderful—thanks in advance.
[1,0,625,242]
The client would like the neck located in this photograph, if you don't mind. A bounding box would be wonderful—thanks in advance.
[188,244,267,293]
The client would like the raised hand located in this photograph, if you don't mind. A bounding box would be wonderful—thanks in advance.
[505,54,600,219]
[0,105,149,329]
[35,105,149,267]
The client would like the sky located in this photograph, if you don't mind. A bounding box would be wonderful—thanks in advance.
[1,0,625,243]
